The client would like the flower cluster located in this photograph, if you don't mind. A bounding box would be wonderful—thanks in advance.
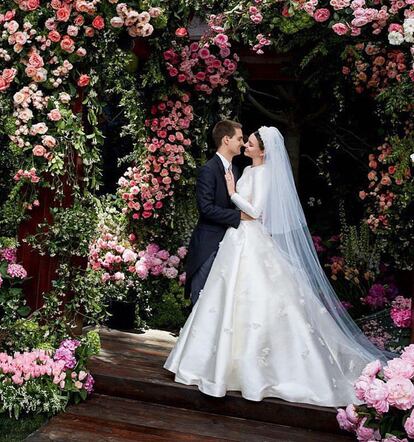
[342,43,410,95]
[110,3,161,37]
[363,283,399,309]
[360,141,411,232]
[89,231,187,285]
[0,333,99,417]
[134,243,187,283]
[117,97,193,220]
[390,296,412,328]
[337,348,414,440]
[164,35,239,95]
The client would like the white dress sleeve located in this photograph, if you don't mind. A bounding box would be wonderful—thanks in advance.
[230,167,266,219]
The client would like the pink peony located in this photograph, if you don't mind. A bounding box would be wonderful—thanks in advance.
[384,358,414,380]
[364,378,389,413]
[387,377,414,410]
[356,418,377,441]
[354,374,372,400]
[404,409,414,438]
[362,359,382,378]
[336,408,355,431]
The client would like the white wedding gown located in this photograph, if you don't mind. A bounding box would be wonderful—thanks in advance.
[164,165,372,406]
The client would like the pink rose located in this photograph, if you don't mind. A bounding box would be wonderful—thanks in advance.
[332,23,349,35]
[28,52,44,68]
[2,68,17,82]
[387,377,414,410]
[32,145,46,157]
[42,135,57,148]
[47,109,62,121]
[50,0,61,9]
[314,8,331,22]
[175,27,188,37]
[345,404,360,424]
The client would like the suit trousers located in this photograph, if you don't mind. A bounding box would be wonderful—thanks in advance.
[190,251,217,305]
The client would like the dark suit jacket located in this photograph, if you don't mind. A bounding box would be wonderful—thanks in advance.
[184,154,241,297]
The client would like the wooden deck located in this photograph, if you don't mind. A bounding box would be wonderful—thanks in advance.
[27,328,354,441]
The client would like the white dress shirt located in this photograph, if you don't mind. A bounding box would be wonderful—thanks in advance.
[216,152,232,172]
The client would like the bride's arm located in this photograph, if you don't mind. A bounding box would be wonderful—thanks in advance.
[230,169,266,219]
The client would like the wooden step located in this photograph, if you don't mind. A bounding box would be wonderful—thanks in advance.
[26,394,353,442]
[88,329,347,436]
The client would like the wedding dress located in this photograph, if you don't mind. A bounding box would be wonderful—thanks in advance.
[164,127,389,407]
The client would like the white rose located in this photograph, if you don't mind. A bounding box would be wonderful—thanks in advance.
[59,92,71,103]
[410,153,414,164]
[110,17,124,28]
[13,91,26,105]
[388,31,404,45]
[403,18,414,35]
[19,108,33,122]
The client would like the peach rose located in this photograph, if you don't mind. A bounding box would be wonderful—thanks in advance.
[14,31,27,45]
[33,68,47,82]
[30,122,48,135]
[2,68,17,82]
[27,0,40,10]
[33,145,46,156]
[56,6,71,22]
[50,0,62,9]
[29,52,44,68]
[48,30,61,42]
[77,74,90,87]
[60,35,75,52]
[42,135,57,148]
[25,66,37,77]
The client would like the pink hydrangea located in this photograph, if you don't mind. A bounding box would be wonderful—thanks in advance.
[7,263,27,279]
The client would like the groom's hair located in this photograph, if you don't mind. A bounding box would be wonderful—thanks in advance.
[212,120,242,148]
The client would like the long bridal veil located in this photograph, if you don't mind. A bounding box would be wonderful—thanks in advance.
[258,126,393,363]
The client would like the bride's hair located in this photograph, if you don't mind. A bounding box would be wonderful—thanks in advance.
[254,131,265,151]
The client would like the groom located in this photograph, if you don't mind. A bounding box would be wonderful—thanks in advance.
[185,120,251,305]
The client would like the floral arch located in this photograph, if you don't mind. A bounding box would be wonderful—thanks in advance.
[0,0,413,424]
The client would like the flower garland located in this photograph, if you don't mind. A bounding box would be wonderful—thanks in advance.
[117,96,193,220]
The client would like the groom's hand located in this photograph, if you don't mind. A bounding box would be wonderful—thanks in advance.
[240,211,254,221]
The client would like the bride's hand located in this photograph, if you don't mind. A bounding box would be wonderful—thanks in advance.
[225,170,235,196]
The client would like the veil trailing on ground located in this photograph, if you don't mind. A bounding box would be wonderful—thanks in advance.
[258,126,393,363]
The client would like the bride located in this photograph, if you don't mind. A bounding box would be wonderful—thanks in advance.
[164,126,390,406]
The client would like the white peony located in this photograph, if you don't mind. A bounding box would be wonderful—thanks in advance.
[388,31,404,45]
